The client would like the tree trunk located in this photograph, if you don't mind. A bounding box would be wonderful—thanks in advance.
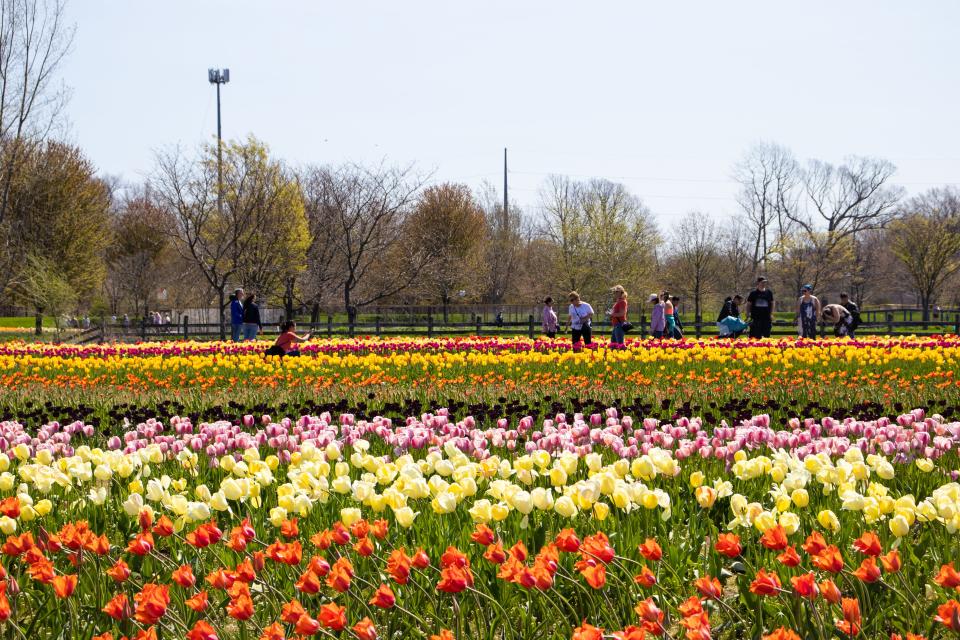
[310,302,320,324]
[34,309,43,336]
[284,277,295,322]
[218,288,227,340]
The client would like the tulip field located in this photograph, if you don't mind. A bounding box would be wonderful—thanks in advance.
[0,337,959,639]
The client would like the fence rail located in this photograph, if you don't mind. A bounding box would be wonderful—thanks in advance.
[68,310,960,344]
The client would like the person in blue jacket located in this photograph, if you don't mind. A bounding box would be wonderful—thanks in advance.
[230,288,245,341]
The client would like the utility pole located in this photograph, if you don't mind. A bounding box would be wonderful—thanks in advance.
[208,68,230,215]
[503,147,508,214]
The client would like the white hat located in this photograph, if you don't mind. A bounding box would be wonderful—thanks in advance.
[648,293,658,301]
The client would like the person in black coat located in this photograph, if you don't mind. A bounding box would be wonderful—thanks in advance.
[242,294,262,340]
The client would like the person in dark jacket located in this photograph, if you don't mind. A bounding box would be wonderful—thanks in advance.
[839,293,861,338]
[746,277,775,338]
[242,294,261,340]
[717,295,745,338]
[230,288,245,341]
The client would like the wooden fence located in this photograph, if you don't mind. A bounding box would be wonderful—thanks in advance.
[67,310,960,344]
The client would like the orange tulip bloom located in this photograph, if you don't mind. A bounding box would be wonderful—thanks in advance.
[508,541,528,563]
[430,631,455,640]
[152,516,175,537]
[934,563,960,589]
[763,628,801,640]
[259,622,285,640]
[102,593,131,620]
[266,540,303,566]
[613,626,646,640]
[412,548,431,569]
[280,518,299,540]
[484,541,507,565]
[677,595,704,617]
[227,593,254,620]
[354,536,374,557]
[307,555,330,577]
[714,533,741,558]
[760,525,788,551]
[835,597,861,636]
[637,538,661,562]
[386,548,412,584]
[369,583,396,609]
[281,599,307,624]
[572,621,603,640]
[186,620,218,640]
[801,531,827,556]
[370,519,389,540]
[578,561,606,590]
[126,532,154,556]
[852,531,882,557]
[318,602,347,630]
[933,599,960,632]
[134,583,170,625]
[185,591,209,613]
[437,565,473,593]
[471,524,496,546]
[634,565,657,588]
[186,522,223,548]
[106,559,131,583]
[310,529,333,550]
[812,545,844,573]
[879,550,901,573]
[819,579,842,604]
[350,520,369,539]
[694,576,723,600]
[330,522,351,545]
[352,617,378,640]
[296,569,322,594]
[172,564,196,588]
[52,574,77,599]
[555,528,581,553]
[777,546,801,567]
[749,569,782,596]
[326,557,354,592]
[290,613,318,636]
[440,546,470,568]
[853,557,881,583]
[790,572,818,599]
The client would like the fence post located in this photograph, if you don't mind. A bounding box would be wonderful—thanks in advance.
[182,315,189,340]
[99,321,106,344]
[954,312,959,336]
[427,315,434,338]
[640,312,647,339]
[349,318,355,337]
[887,312,894,335]
[140,317,147,340]
[476,318,482,336]
[375,316,381,337]
[327,315,333,338]
[528,314,535,339]
[695,314,702,339]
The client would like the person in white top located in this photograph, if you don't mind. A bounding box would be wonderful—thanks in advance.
[567,291,594,346]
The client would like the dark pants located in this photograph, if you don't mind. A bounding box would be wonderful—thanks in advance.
[749,314,772,338]
[572,325,592,345]
[545,331,556,339]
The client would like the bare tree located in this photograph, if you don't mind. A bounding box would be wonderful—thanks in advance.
[0,0,74,225]
[539,174,588,293]
[664,213,721,320]
[307,162,428,323]
[479,181,525,304]
[717,221,755,297]
[733,143,800,274]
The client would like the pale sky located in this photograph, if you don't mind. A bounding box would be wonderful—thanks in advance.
[61,1,960,222]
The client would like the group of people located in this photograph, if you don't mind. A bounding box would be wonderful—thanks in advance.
[541,276,864,346]
[230,287,312,357]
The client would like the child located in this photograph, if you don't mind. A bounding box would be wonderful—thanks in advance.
[265,321,312,357]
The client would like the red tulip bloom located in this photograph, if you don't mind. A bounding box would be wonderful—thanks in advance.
[326,557,353,592]
[350,520,369,539]
[471,524,496,546]
[152,516,175,537]
[330,522,351,546]
[307,555,330,577]
[430,631,455,640]
[637,538,662,562]
[935,563,960,589]
[749,569,782,596]
[52,574,77,599]
[227,593,254,620]
[353,617,378,640]
[186,522,223,548]
[484,542,507,565]
[412,548,431,569]
[310,529,333,550]
[369,583,396,609]
[812,545,844,573]
[852,531,882,557]
[634,565,657,588]
[387,548,412,584]
[354,536,374,557]
[281,599,307,624]
[186,620,219,640]
[437,565,472,593]
[933,599,960,632]
[801,531,827,556]
[835,597,861,636]
[613,627,646,640]
[126,532,154,556]
[296,569,322,594]
[853,557,881,583]
[572,622,603,640]
[134,583,170,625]
[695,575,723,600]
[172,564,196,588]
[777,546,801,567]
[441,546,469,568]
[760,525,788,551]
[677,595,703,617]
[106,559,131,583]
[102,593,131,620]
[790,572,818,599]
[880,550,901,573]
[294,613,320,636]
[318,602,347,630]
[555,528,581,553]
[715,533,741,558]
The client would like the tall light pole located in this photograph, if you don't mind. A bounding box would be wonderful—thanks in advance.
[208,68,230,215]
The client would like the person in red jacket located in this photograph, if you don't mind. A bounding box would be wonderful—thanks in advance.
[609,285,629,345]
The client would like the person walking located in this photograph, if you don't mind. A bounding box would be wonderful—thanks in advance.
[242,293,262,340]
[265,321,312,357]
[609,285,629,345]
[541,297,559,339]
[839,293,861,338]
[670,296,684,339]
[746,277,775,338]
[649,294,665,338]
[821,303,854,337]
[662,291,680,340]
[230,288,245,342]
[567,291,594,347]
[796,284,821,339]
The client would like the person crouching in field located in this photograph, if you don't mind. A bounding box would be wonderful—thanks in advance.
[821,304,854,337]
[265,321,312,357]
